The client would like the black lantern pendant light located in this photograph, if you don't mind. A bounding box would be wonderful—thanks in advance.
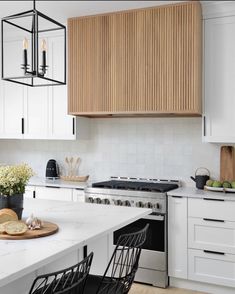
[1,0,66,87]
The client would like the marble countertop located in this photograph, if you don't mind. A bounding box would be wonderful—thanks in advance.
[28,177,87,190]
[168,186,235,201]
[0,199,150,288]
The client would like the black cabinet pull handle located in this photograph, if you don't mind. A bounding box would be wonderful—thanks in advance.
[21,118,24,134]
[72,117,75,135]
[203,116,206,136]
[203,198,224,202]
[33,191,36,199]
[171,196,183,198]
[204,250,225,256]
[203,218,225,223]
[45,186,60,189]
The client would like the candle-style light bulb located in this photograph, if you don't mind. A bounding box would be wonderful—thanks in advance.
[41,39,47,75]
[23,38,28,50]
[23,38,28,70]
[41,39,47,51]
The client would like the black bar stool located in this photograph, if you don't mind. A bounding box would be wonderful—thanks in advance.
[29,252,93,294]
[84,224,149,294]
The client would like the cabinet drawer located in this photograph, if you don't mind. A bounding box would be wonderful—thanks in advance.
[188,249,235,288]
[35,186,73,201]
[188,217,235,254]
[188,198,235,221]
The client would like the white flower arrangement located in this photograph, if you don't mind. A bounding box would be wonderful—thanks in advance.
[0,164,34,196]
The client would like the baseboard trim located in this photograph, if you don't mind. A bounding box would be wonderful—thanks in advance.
[170,277,235,294]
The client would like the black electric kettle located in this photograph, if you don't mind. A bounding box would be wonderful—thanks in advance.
[46,159,59,179]
[191,167,210,190]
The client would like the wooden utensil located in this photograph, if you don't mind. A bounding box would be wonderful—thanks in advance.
[0,221,58,240]
[220,146,235,182]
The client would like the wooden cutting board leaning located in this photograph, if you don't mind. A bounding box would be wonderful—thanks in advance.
[220,146,235,182]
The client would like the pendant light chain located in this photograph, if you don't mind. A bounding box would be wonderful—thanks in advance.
[33,0,36,10]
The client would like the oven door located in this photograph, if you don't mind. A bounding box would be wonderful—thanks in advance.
[113,213,166,271]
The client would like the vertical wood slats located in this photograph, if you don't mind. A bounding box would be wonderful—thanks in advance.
[68,2,202,116]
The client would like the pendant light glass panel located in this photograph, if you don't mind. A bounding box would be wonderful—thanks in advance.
[1,9,66,87]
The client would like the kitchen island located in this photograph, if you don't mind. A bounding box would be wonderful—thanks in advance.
[0,199,150,294]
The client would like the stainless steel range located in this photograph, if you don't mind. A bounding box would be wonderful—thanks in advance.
[85,177,180,288]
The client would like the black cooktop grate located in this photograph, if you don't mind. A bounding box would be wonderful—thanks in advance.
[92,180,178,193]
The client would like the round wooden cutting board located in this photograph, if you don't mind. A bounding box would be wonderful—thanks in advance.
[0,221,59,240]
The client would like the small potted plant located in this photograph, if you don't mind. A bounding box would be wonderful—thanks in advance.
[0,164,34,219]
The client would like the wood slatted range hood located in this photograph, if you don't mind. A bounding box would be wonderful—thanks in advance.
[68,2,202,117]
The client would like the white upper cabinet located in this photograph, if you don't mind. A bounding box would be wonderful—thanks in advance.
[0,36,85,140]
[204,15,235,143]
[49,36,75,140]
[0,40,24,139]
[24,86,49,139]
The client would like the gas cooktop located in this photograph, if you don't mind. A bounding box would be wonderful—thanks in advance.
[92,180,179,193]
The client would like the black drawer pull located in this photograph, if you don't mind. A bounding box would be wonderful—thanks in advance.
[171,196,183,198]
[204,250,225,256]
[203,198,224,202]
[203,218,225,223]
[21,118,24,134]
[72,117,75,135]
[45,186,61,189]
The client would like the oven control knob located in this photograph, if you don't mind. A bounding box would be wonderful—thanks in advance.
[123,200,131,207]
[94,197,102,204]
[145,202,153,209]
[114,199,122,206]
[136,201,144,208]
[117,200,123,206]
[154,203,161,209]
[102,198,110,205]
[88,197,94,203]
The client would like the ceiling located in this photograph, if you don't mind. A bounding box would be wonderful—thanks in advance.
[0,1,184,23]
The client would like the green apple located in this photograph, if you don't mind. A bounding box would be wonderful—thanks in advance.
[231,181,235,189]
[223,181,232,188]
[212,181,222,188]
[206,180,214,187]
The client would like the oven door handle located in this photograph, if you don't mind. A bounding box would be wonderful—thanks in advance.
[143,214,164,221]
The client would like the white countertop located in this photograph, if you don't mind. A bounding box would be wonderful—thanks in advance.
[0,199,150,288]
[28,177,87,189]
[168,186,235,201]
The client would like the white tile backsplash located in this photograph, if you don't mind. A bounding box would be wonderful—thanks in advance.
[0,117,221,185]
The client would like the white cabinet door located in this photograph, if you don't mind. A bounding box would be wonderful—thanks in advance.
[188,248,235,288]
[2,81,24,138]
[35,186,73,201]
[204,16,235,143]
[0,40,24,139]
[23,86,49,139]
[168,196,188,279]
[48,36,75,140]
[24,185,35,199]
[72,189,85,202]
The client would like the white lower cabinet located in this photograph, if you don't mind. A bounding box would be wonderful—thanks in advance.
[87,234,110,276]
[188,249,235,288]
[168,196,188,279]
[188,217,235,255]
[24,185,35,199]
[35,186,73,201]
[72,189,85,202]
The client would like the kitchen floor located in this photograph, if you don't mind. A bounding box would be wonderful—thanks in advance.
[130,284,207,294]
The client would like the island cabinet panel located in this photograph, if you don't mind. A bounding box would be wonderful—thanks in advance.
[68,2,202,117]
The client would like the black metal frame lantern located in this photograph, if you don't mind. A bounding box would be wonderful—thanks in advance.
[1,0,66,87]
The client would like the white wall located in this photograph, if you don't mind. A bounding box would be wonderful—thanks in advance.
[0,117,221,185]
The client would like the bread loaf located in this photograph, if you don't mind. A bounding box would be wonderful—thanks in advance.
[0,208,18,224]
[4,221,27,235]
